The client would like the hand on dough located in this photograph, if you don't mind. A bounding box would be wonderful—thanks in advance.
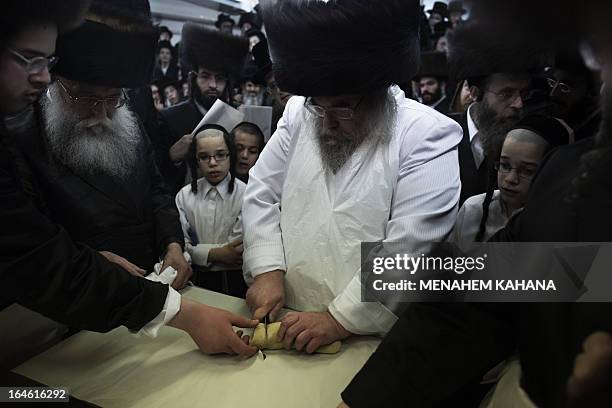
[276,311,351,354]
[251,321,342,354]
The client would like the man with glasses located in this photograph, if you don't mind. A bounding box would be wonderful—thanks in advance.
[15,1,193,292]
[447,22,549,206]
[0,0,258,377]
[242,0,462,352]
[546,51,601,141]
[157,23,249,194]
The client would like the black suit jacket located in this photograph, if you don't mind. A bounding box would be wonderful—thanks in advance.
[449,111,491,205]
[16,115,184,271]
[0,126,167,332]
[151,63,180,84]
[342,139,610,408]
[157,99,203,194]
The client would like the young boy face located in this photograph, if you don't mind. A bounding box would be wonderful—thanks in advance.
[234,130,261,177]
[196,130,231,185]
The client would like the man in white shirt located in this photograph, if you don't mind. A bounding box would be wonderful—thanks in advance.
[242,0,463,353]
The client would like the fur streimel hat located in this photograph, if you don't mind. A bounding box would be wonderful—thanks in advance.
[53,0,158,88]
[180,22,249,79]
[261,0,421,97]
[448,21,552,81]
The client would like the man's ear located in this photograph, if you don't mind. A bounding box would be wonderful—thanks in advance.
[469,85,481,102]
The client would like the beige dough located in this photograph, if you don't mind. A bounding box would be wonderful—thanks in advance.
[251,322,341,354]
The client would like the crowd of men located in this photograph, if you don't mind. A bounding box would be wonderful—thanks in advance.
[2,0,612,406]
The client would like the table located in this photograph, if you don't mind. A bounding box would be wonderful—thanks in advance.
[14,287,380,408]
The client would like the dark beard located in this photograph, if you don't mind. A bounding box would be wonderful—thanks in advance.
[193,86,221,110]
[313,90,396,175]
[473,100,522,160]
[422,89,443,105]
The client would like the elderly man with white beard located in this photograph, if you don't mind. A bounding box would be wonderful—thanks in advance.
[15,0,192,290]
[242,0,463,353]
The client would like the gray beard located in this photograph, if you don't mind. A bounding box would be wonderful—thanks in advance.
[243,92,264,106]
[41,83,141,180]
[312,90,396,175]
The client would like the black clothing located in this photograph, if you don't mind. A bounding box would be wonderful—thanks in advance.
[157,100,204,194]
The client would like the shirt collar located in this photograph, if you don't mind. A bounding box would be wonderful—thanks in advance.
[466,103,479,142]
[200,174,230,200]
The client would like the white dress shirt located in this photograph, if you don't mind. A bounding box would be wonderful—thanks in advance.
[242,86,463,335]
[466,103,485,168]
[175,175,245,269]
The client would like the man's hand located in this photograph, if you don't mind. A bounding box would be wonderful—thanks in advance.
[169,134,193,164]
[168,298,259,356]
[162,242,193,290]
[246,270,285,321]
[99,251,146,277]
[208,239,243,266]
[567,331,612,407]
[277,311,352,354]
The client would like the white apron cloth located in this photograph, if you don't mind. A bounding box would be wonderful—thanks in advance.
[280,120,398,331]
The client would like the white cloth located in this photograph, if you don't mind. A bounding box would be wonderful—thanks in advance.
[136,251,192,338]
[467,103,485,168]
[176,175,246,269]
[450,190,507,249]
[242,86,462,335]
[137,286,181,338]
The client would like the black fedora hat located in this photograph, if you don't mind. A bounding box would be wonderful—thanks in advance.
[448,1,467,15]
[427,1,448,17]
[215,13,235,29]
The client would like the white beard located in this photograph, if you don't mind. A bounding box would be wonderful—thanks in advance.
[41,83,141,180]
[312,90,396,175]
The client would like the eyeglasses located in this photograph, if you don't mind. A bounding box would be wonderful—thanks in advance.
[484,88,535,105]
[191,70,228,83]
[494,161,537,181]
[56,79,128,110]
[304,96,364,120]
[7,48,58,75]
[197,152,230,163]
[546,77,573,94]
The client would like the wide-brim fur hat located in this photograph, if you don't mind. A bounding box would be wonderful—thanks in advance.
[53,0,157,88]
[260,0,421,97]
[180,22,249,79]
[414,51,448,80]
[2,0,91,50]
[448,21,553,81]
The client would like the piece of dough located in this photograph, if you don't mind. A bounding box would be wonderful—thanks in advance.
[251,322,341,354]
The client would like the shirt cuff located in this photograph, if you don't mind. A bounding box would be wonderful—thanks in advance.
[328,276,398,335]
[243,243,286,283]
[187,243,221,266]
[136,287,181,338]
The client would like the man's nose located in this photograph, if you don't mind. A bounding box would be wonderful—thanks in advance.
[322,113,338,130]
[90,101,110,120]
[509,94,524,110]
[29,66,51,88]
